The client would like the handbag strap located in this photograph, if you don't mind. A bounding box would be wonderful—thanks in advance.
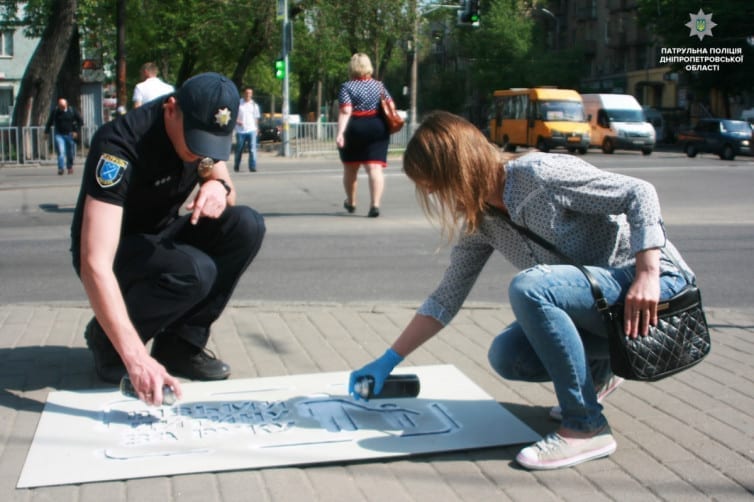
[494,207,692,315]
[496,209,610,311]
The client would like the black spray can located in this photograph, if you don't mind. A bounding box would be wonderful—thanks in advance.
[354,374,420,399]
[120,375,177,406]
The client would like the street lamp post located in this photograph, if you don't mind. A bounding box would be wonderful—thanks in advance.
[537,7,559,51]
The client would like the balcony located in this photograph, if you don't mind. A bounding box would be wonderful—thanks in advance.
[580,39,598,56]
[608,0,639,12]
[576,6,597,20]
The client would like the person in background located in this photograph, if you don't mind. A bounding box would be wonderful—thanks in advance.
[336,53,396,218]
[72,72,266,406]
[348,111,696,470]
[132,62,175,108]
[45,98,84,175]
[234,86,261,172]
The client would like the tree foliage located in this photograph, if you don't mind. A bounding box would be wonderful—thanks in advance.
[0,0,583,127]
[3,0,78,127]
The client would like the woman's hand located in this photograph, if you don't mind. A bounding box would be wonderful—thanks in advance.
[348,348,403,400]
[623,248,661,338]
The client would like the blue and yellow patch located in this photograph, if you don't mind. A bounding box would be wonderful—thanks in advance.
[95,154,129,188]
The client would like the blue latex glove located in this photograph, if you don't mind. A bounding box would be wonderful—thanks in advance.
[348,348,404,401]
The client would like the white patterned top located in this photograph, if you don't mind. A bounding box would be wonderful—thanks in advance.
[418,151,694,325]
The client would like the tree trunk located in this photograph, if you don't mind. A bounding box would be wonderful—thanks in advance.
[57,26,82,113]
[11,0,78,128]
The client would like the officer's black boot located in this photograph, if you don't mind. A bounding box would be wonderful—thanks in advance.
[84,318,127,384]
[151,335,230,381]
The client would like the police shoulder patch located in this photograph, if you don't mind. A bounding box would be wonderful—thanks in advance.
[95,154,129,188]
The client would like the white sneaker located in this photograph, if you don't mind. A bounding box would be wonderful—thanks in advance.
[549,375,624,421]
[516,426,617,470]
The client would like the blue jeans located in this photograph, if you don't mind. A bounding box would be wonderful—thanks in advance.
[54,133,76,171]
[234,131,257,171]
[488,264,689,433]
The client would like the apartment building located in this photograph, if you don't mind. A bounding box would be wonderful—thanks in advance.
[0,23,39,126]
[543,0,682,110]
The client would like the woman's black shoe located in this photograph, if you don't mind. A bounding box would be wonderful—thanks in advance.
[343,200,356,213]
[368,207,380,218]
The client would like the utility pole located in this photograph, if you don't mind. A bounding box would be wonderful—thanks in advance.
[116,0,127,110]
[410,0,419,128]
[278,0,291,157]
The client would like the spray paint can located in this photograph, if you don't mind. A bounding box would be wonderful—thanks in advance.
[119,376,177,406]
[354,374,420,400]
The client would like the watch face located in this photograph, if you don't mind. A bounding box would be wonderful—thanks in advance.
[197,157,214,179]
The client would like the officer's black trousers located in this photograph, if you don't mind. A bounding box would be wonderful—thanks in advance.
[113,205,265,349]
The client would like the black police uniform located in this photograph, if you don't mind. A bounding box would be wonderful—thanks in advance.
[71,98,265,355]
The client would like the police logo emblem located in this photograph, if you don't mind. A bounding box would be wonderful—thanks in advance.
[95,154,129,188]
[214,107,232,127]
[685,9,716,41]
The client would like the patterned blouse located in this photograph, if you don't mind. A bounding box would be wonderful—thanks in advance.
[418,152,694,326]
[338,77,393,115]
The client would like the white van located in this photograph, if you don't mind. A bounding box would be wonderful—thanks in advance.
[582,94,655,155]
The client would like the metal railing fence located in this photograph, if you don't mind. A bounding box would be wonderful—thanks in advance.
[286,122,412,157]
[0,125,98,165]
[0,123,411,164]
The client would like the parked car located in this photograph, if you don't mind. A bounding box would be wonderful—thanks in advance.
[258,118,282,143]
[677,118,752,160]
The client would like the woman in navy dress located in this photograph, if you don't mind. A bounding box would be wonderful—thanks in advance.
[336,53,395,218]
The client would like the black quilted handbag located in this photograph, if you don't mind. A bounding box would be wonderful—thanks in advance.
[602,285,711,381]
[498,211,711,382]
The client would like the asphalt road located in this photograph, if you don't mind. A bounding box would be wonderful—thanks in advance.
[0,148,753,309]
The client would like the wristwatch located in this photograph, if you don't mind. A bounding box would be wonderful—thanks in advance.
[197,157,214,180]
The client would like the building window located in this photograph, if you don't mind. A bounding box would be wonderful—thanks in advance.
[0,87,13,115]
[0,30,14,57]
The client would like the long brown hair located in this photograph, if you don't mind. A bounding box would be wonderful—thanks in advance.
[403,111,510,241]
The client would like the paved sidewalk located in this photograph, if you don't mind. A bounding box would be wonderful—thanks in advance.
[0,301,751,501]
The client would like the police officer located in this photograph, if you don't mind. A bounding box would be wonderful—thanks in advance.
[71,73,266,406]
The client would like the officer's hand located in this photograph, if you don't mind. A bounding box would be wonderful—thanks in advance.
[127,357,183,406]
[348,348,403,401]
[186,180,228,225]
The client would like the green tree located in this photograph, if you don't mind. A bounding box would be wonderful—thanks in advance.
[416,0,578,124]
[1,0,79,127]
[288,0,415,118]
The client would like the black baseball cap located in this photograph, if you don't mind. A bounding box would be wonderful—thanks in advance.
[176,72,239,161]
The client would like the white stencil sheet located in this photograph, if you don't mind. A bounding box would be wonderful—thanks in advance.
[18,365,540,487]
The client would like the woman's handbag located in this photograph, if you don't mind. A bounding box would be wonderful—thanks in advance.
[602,285,710,381]
[379,86,405,134]
[498,211,711,382]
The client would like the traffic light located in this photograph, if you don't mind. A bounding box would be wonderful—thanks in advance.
[274,58,285,80]
[458,0,480,27]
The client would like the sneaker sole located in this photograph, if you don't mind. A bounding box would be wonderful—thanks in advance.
[516,440,617,470]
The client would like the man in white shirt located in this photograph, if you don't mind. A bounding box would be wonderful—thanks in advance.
[132,62,175,108]
[234,87,261,172]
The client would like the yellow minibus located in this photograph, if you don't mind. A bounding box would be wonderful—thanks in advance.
[488,88,590,153]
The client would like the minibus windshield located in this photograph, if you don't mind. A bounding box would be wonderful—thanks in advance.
[537,100,584,122]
